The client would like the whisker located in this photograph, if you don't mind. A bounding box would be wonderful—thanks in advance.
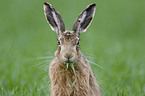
[36,56,54,60]
[34,60,51,68]
[88,60,103,69]
[90,65,102,81]
[86,55,97,60]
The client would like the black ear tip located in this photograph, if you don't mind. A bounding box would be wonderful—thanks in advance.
[44,2,53,9]
[86,3,96,11]
[86,3,96,10]
[44,2,51,6]
[44,2,48,5]
[90,3,96,7]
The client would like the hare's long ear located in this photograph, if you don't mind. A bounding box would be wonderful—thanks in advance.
[72,3,96,36]
[44,2,65,36]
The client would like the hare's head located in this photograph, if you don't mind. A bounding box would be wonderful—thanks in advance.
[44,2,96,64]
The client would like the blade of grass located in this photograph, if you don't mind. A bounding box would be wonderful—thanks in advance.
[69,63,77,91]
[59,63,69,72]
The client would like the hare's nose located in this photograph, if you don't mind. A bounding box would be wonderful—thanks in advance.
[64,53,73,59]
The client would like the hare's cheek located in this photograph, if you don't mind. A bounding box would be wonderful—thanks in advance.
[55,46,61,56]
[59,53,67,62]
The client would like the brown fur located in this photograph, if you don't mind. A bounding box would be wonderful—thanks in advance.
[49,32,101,96]
[43,2,101,96]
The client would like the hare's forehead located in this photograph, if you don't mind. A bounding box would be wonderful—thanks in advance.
[58,31,79,41]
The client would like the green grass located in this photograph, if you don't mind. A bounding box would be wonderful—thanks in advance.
[0,0,145,95]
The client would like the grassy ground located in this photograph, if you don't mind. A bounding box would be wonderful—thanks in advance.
[0,0,145,96]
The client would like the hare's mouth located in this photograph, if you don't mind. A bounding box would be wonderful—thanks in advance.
[66,58,73,63]
[59,58,73,64]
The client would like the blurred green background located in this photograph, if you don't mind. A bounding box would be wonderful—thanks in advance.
[0,0,145,95]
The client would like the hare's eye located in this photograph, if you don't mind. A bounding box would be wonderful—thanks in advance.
[77,40,79,45]
[58,40,60,45]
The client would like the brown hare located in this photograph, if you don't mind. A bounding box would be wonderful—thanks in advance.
[43,2,101,96]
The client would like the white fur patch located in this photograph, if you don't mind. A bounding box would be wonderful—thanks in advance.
[78,11,87,32]
[80,11,86,23]
[52,11,59,31]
